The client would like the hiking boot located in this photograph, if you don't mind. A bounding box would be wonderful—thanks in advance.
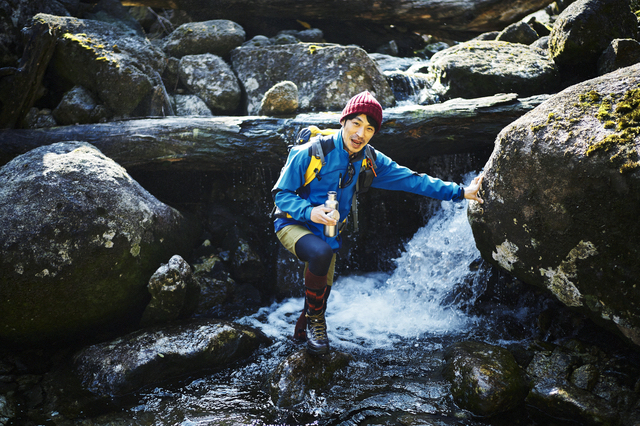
[306,312,330,356]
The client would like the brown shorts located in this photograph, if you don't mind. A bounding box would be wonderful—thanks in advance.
[276,224,337,286]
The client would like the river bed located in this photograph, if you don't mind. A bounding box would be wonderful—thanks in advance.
[74,174,557,426]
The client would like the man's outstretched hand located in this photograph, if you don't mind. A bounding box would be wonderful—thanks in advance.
[464,174,484,204]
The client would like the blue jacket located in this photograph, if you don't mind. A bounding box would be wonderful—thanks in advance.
[272,130,464,251]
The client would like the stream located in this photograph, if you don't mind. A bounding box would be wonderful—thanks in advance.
[85,174,551,426]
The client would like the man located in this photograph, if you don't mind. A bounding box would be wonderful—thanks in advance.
[272,91,483,356]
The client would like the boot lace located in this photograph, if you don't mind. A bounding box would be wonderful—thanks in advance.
[306,313,328,341]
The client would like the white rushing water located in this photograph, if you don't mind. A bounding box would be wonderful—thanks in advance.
[240,175,482,351]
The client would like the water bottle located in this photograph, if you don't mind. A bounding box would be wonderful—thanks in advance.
[324,191,340,237]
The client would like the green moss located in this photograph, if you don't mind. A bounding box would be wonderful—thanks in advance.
[585,87,640,173]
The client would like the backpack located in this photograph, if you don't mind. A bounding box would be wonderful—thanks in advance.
[272,126,377,232]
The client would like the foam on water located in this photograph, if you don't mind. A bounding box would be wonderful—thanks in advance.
[240,175,482,351]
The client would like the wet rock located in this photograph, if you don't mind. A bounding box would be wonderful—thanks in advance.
[230,43,395,115]
[171,94,213,116]
[73,319,270,396]
[549,0,639,82]
[427,40,559,100]
[52,85,110,125]
[229,237,265,284]
[0,393,16,424]
[162,20,245,59]
[0,142,198,346]
[571,364,600,391]
[526,378,619,425]
[495,21,540,45]
[468,63,640,349]
[34,13,166,117]
[443,341,529,417]
[597,38,640,75]
[259,81,299,116]
[269,349,353,407]
[178,53,241,114]
[140,255,200,327]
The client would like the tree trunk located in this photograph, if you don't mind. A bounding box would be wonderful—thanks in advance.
[0,93,549,171]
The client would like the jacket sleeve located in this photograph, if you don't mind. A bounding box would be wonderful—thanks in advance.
[272,146,315,221]
[370,150,464,201]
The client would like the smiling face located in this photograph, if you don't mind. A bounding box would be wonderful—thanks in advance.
[341,114,376,156]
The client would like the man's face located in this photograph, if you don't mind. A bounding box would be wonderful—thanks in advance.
[341,114,376,155]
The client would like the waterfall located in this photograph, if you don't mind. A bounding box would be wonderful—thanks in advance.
[240,173,483,351]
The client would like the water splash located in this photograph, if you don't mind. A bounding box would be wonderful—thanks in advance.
[241,175,482,351]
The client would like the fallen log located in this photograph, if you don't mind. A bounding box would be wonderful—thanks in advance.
[0,93,550,171]
[121,0,555,37]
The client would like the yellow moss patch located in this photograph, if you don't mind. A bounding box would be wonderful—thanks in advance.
[585,87,640,173]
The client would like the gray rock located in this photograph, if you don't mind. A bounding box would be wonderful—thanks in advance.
[171,94,213,116]
[242,35,272,48]
[163,20,245,59]
[549,0,639,81]
[231,43,395,115]
[35,13,166,117]
[597,38,640,75]
[444,341,529,417]
[178,53,241,114]
[52,85,109,125]
[279,28,324,43]
[270,349,353,407]
[0,142,198,345]
[468,63,640,348]
[140,255,200,327]
[496,21,540,45]
[531,35,550,50]
[427,40,559,99]
[73,319,270,396]
[21,108,57,129]
[259,81,299,116]
[271,33,300,45]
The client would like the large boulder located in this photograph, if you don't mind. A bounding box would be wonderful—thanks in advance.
[34,13,166,117]
[230,43,395,115]
[549,0,639,82]
[73,319,270,396]
[0,142,198,346]
[468,63,640,347]
[178,53,241,114]
[162,20,245,59]
[427,40,559,100]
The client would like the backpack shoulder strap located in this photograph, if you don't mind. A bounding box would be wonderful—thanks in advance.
[301,130,337,187]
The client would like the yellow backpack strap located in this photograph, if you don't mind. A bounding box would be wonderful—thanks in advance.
[304,155,323,187]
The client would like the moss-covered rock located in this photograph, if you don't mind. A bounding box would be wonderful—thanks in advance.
[468,63,640,348]
[443,341,529,417]
[0,142,198,346]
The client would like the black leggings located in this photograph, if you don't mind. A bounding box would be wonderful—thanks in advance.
[295,234,334,276]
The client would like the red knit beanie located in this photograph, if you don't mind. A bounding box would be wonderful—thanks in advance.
[339,91,383,133]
